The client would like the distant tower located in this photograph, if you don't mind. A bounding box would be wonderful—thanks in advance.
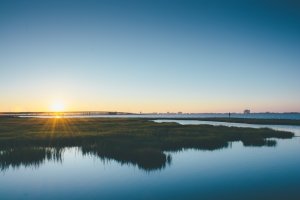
[244,109,250,114]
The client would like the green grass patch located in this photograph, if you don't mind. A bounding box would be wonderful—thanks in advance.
[0,117,294,171]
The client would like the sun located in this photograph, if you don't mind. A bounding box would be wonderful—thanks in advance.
[50,101,65,112]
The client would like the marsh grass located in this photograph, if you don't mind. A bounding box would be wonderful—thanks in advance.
[155,117,300,126]
[0,117,294,171]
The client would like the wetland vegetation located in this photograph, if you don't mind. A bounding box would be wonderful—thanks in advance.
[154,117,300,126]
[0,117,294,171]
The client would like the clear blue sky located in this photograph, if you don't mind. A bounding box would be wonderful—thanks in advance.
[0,0,299,113]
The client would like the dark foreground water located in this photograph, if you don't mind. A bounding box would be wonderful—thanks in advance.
[1,121,300,200]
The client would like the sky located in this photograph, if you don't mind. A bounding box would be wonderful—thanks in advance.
[0,0,299,113]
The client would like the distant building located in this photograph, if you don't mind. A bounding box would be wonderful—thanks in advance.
[244,109,251,114]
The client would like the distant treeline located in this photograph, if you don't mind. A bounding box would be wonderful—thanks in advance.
[0,111,134,116]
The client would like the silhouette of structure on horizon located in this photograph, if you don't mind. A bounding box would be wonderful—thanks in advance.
[244,109,251,114]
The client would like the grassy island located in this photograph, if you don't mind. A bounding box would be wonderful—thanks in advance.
[155,117,300,126]
[0,117,294,171]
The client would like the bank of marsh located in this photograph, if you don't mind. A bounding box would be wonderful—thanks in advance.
[0,117,294,170]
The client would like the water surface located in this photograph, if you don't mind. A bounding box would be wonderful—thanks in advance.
[1,139,299,200]
[1,121,300,200]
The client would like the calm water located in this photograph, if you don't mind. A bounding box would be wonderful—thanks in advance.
[1,121,300,199]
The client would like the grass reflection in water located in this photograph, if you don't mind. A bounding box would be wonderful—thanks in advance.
[0,117,294,171]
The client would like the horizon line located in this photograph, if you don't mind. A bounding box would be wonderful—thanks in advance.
[1,111,300,115]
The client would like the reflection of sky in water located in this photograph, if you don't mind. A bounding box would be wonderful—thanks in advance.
[1,137,300,199]
[154,120,300,136]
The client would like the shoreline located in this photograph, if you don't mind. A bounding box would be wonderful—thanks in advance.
[151,117,300,126]
[2,115,300,126]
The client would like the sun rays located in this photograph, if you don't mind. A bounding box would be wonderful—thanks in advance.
[39,117,80,138]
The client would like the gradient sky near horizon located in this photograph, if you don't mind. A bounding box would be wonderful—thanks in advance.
[0,0,299,113]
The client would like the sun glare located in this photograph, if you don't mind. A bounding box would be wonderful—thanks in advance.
[50,101,65,112]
